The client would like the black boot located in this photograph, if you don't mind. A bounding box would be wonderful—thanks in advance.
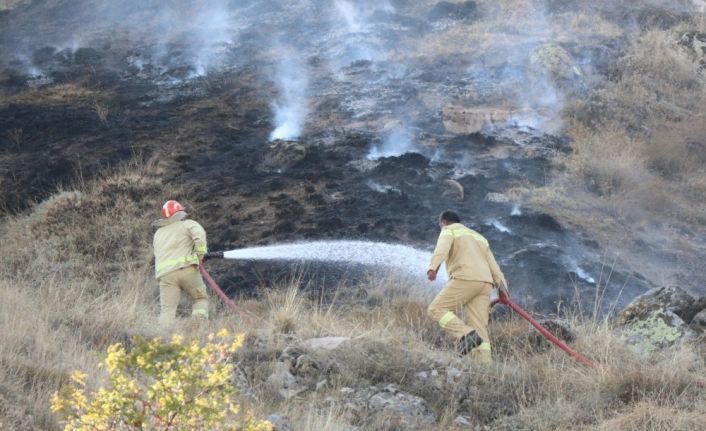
[457,331,482,356]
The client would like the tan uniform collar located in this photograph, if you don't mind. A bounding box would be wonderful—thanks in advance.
[443,223,464,230]
[152,211,187,228]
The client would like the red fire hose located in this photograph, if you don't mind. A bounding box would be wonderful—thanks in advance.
[495,292,598,369]
[199,265,239,312]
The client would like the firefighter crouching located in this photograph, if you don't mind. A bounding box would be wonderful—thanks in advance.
[152,200,209,327]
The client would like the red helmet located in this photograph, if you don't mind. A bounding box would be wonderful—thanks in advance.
[161,200,185,219]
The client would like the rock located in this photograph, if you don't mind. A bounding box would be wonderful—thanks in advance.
[302,336,350,351]
[617,287,705,352]
[265,362,308,400]
[689,309,706,333]
[453,415,473,428]
[266,413,293,431]
[529,43,581,86]
[485,192,510,203]
[294,354,321,378]
[232,364,254,399]
[527,318,576,351]
[618,286,702,325]
[316,379,328,391]
[415,371,429,380]
[259,140,307,172]
[621,309,696,353]
[366,385,437,428]
[441,106,522,134]
[442,179,464,201]
[278,346,303,366]
[446,367,462,385]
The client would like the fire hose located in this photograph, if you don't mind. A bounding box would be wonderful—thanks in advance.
[199,265,238,312]
[204,251,596,367]
[493,291,597,368]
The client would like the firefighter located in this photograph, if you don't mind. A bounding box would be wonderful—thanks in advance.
[152,200,209,327]
[427,210,508,362]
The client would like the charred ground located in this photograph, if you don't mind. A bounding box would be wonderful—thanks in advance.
[2,0,705,311]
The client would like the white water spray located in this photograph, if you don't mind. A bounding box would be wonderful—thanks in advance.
[223,240,446,287]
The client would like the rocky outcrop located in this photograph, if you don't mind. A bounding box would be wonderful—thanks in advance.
[301,336,350,351]
[689,309,706,333]
[618,286,704,324]
[617,287,705,353]
[441,106,523,134]
[337,385,437,429]
[264,338,350,400]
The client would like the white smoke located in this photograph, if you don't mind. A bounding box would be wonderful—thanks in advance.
[334,0,364,32]
[184,2,234,75]
[486,218,512,234]
[269,51,310,141]
[466,2,567,131]
[367,128,415,160]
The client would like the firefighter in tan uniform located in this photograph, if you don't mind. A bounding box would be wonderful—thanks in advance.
[152,200,209,327]
[427,211,508,362]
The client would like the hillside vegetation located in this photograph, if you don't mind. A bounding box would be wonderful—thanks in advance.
[1,1,706,430]
[0,160,705,430]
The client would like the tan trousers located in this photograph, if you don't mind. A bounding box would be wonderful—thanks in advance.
[428,279,493,362]
[158,266,209,327]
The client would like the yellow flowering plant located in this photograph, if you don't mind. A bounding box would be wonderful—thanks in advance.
[51,329,272,431]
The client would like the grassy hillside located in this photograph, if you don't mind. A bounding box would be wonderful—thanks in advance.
[1,161,704,430]
[1,1,706,429]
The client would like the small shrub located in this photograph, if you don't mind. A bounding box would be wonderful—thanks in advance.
[51,329,272,431]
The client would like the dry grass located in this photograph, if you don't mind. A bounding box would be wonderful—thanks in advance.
[1,162,705,429]
[1,83,102,107]
[2,4,706,428]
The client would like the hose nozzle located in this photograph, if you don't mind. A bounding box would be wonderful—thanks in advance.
[204,251,224,260]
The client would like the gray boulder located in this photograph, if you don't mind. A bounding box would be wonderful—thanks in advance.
[689,309,706,333]
[366,385,437,429]
[617,287,703,353]
[302,336,350,351]
[337,385,436,428]
[620,309,695,353]
[618,286,703,325]
[265,362,308,400]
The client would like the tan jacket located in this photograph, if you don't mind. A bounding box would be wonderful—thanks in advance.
[428,223,507,287]
[152,212,207,279]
